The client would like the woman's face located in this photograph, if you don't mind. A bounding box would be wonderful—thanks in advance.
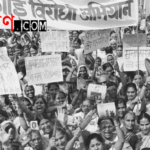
[107,56,114,66]
[140,118,150,135]
[95,58,101,66]
[79,67,87,79]
[89,138,103,150]
[110,42,117,50]
[30,132,42,150]
[82,100,91,115]
[124,113,135,131]
[145,85,150,99]
[34,98,46,114]
[55,130,67,150]
[49,84,58,96]
[126,87,137,101]
[23,100,32,110]
[55,93,66,106]
[72,31,79,39]
[8,95,14,103]
[117,47,123,57]
[111,33,117,40]
[100,120,114,140]
[117,103,126,118]
[25,86,35,99]
[40,120,51,134]
[107,86,117,99]
[133,74,143,87]
[105,67,113,75]
[30,48,37,56]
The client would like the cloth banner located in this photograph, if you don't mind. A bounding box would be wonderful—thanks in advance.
[0,0,138,30]
[123,47,150,71]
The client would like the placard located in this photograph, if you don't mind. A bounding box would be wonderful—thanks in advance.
[30,121,39,130]
[123,33,146,47]
[97,102,116,118]
[123,47,150,71]
[25,55,63,84]
[84,29,111,54]
[87,84,107,100]
[0,47,21,95]
[40,30,69,52]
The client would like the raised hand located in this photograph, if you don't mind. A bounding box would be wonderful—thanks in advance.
[49,137,56,148]
[55,107,68,128]
[0,127,13,145]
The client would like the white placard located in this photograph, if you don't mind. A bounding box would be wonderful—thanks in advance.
[25,55,63,84]
[87,84,107,100]
[40,30,69,52]
[97,102,116,118]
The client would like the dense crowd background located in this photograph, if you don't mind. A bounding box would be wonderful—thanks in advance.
[1,3,150,150]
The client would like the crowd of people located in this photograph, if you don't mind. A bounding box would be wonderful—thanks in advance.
[1,4,150,150]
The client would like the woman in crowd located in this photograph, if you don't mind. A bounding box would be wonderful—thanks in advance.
[129,112,150,150]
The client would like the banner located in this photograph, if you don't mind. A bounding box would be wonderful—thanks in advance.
[25,55,63,84]
[40,30,69,52]
[0,47,21,95]
[84,29,111,54]
[123,34,147,47]
[0,0,138,30]
[123,47,150,71]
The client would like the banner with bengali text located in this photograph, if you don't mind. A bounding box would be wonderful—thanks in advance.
[0,0,138,30]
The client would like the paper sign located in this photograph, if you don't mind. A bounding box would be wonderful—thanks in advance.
[97,102,116,118]
[0,47,21,95]
[40,30,69,52]
[87,84,107,100]
[84,29,111,54]
[123,33,146,47]
[30,121,39,130]
[25,55,63,84]
[123,47,150,71]
[67,115,75,126]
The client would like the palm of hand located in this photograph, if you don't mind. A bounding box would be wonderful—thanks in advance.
[0,128,12,145]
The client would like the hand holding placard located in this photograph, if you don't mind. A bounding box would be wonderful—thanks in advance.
[80,109,96,130]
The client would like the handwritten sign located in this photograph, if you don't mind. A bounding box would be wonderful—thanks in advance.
[84,29,111,54]
[0,47,21,95]
[25,55,63,84]
[87,84,107,100]
[123,33,146,47]
[123,47,150,71]
[97,102,116,118]
[40,30,69,52]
